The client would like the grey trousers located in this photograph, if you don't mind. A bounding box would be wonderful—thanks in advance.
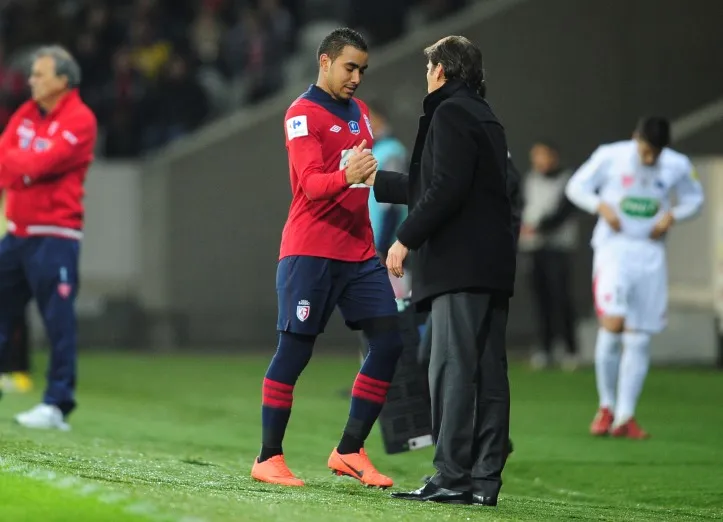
[428,291,510,496]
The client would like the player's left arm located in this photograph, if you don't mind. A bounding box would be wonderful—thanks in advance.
[395,102,476,250]
[669,159,704,222]
[1,110,97,184]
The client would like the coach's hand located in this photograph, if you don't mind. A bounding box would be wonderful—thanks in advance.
[650,211,675,240]
[597,202,621,232]
[345,139,378,185]
[386,240,409,278]
[364,169,376,186]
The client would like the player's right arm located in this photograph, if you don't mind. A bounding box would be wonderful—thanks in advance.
[285,108,348,200]
[565,145,611,214]
[285,106,376,200]
[566,145,621,231]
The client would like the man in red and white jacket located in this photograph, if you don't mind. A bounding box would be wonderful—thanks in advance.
[0,45,97,430]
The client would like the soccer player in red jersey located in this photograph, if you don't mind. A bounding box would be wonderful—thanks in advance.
[251,28,403,488]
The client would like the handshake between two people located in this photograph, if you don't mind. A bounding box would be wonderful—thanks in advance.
[344,139,378,186]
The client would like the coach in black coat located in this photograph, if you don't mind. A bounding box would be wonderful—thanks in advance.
[372,81,515,310]
[368,36,516,506]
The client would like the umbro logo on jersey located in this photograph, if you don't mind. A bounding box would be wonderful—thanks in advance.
[330,125,342,133]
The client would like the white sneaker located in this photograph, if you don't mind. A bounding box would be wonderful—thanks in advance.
[530,351,552,370]
[560,353,580,372]
[15,403,71,431]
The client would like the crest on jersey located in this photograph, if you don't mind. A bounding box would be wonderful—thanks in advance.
[296,300,311,322]
[621,174,634,188]
[32,138,51,152]
[17,125,35,149]
[348,120,360,135]
[363,114,373,138]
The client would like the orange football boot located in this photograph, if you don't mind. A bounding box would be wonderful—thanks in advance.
[251,455,304,486]
[328,447,393,488]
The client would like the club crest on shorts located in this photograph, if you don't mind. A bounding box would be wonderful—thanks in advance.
[58,266,71,299]
[296,300,311,322]
[58,283,72,299]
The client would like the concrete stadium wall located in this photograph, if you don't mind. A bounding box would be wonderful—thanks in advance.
[139,0,723,349]
[25,161,144,347]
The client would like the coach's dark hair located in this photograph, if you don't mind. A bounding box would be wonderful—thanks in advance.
[317,28,368,62]
[33,45,81,88]
[635,116,671,150]
[424,36,486,97]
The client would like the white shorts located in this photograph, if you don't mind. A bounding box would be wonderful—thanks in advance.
[592,239,668,334]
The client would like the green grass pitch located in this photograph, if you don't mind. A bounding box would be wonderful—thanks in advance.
[1,351,722,521]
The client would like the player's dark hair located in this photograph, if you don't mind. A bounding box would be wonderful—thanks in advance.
[636,116,671,150]
[424,36,486,97]
[317,28,368,62]
[533,139,560,154]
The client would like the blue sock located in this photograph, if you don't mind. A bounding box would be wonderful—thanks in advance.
[260,331,314,461]
[338,329,403,454]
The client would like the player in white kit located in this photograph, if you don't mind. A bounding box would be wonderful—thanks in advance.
[565,117,704,439]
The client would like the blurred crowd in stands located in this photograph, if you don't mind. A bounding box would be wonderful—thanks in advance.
[0,0,468,158]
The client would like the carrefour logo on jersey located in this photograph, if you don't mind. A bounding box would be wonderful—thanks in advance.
[348,121,360,135]
[619,197,660,218]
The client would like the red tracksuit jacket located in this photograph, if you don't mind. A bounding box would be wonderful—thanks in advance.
[0,89,97,240]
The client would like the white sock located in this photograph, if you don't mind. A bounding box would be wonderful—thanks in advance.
[594,328,622,410]
[614,331,651,424]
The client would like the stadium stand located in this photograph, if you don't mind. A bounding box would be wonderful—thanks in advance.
[0,0,469,158]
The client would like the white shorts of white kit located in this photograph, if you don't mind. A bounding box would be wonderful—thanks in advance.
[592,237,668,334]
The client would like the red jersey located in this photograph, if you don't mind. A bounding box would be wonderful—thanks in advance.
[0,89,97,240]
[279,85,376,261]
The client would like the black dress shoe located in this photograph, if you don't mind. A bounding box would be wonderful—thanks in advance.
[471,494,497,506]
[392,481,471,504]
[420,439,514,484]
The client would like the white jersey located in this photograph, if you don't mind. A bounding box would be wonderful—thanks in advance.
[565,140,704,250]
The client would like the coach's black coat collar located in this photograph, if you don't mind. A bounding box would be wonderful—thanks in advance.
[422,79,473,115]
